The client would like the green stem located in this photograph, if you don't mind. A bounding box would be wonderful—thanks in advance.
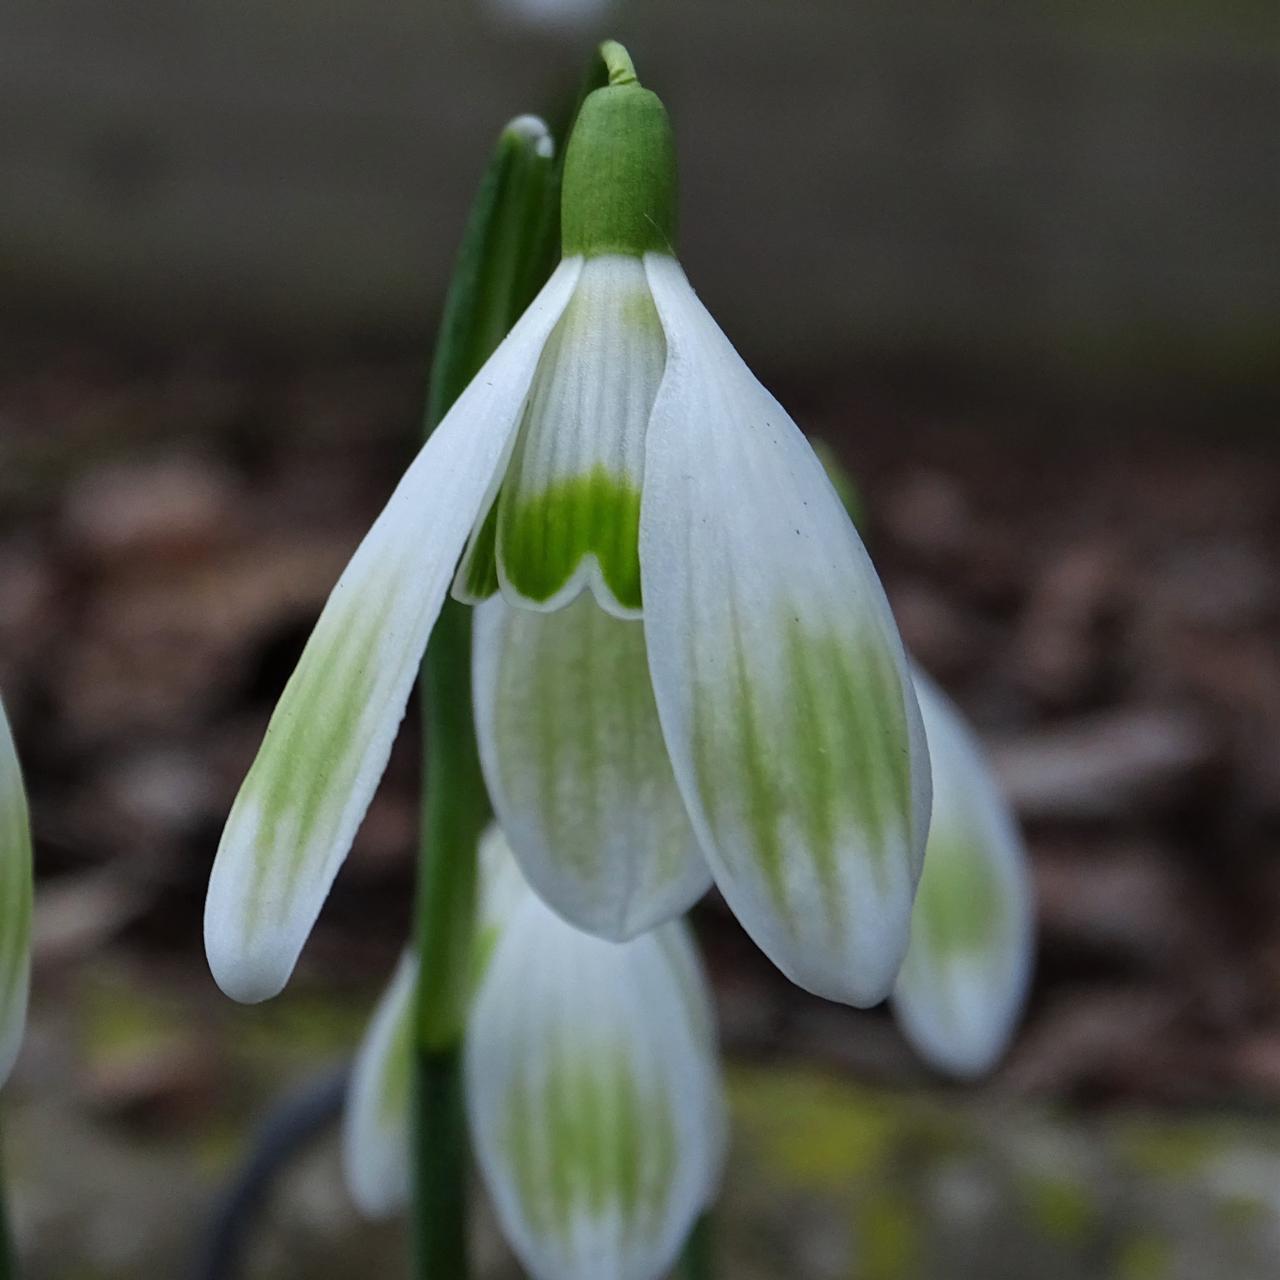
[409,116,559,1280]
[408,1034,470,1278]
[411,600,487,1280]
[678,1212,714,1280]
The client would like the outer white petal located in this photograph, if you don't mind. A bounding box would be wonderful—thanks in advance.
[474,594,710,941]
[893,669,1035,1077]
[0,695,33,1086]
[487,254,666,619]
[204,260,581,1003]
[639,254,931,1008]
[466,882,723,1280]
[343,951,416,1217]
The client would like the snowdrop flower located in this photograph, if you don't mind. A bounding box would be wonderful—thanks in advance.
[205,44,929,1008]
[893,670,1034,1078]
[343,826,726,1280]
[0,695,33,1085]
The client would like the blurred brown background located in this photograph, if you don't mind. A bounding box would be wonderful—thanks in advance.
[1,1,1278,1277]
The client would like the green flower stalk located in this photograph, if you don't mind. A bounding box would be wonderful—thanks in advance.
[204,41,928,1016]
[343,827,726,1280]
[0,697,32,1088]
[410,110,559,1280]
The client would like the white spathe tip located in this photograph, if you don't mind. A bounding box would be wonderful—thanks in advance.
[506,114,555,158]
[893,668,1035,1078]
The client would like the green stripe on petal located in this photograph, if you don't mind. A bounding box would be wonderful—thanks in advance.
[204,260,581,1004]
[640,253,932,1009]
[893,669,1035,1078]
[473,595,710,941]
[465,871,724,1280]
[0,694,33,1086]
[691,617,914,936]
[495,254,664,619]
[343,952,416,1217]
[503,1046,677,1243]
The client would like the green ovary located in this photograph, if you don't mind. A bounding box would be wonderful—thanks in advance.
[914,827,1005,957]
[691,617,916,931]
[503,1045,675,1243]
[499,467,643,611]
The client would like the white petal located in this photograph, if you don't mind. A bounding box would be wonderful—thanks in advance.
[639,254,931,1008]
[474,594,710,941]
[483,254,665,619]
[0,695,33,1086]
[204,260,581,1003]
[893,669,1035,1077]
[343,952,416,1217]
[466,885,724,1280]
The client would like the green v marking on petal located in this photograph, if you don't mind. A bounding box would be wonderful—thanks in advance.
[498,466,643,611]
[458,500,500,600]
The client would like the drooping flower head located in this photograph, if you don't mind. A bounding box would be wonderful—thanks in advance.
[205,45,930,1009]
[0,694,33,1086]
[893,669,1035,1077]
[343,827,725,1280]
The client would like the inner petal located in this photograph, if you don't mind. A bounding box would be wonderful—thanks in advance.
[472,594,711,942]
[494,254,665,618]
